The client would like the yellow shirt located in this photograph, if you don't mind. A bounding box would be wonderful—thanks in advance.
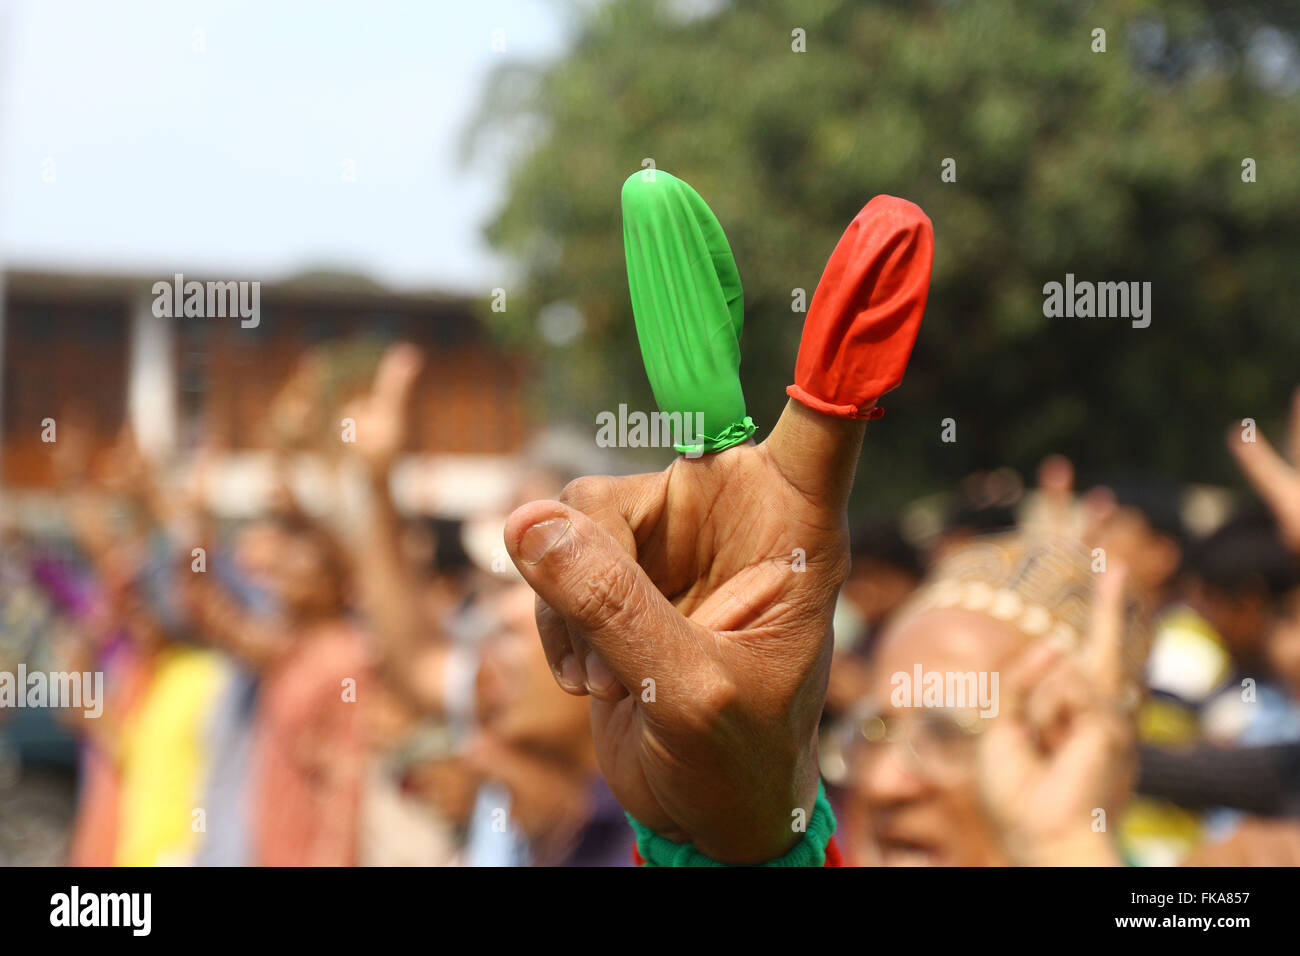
[114,645,228,866]
[1119,606,1232,866]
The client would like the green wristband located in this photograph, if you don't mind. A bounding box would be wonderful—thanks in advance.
[626,781,836,867]
[621,169,756,456]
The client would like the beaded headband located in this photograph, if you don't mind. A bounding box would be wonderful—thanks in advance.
[891,532,1150,682]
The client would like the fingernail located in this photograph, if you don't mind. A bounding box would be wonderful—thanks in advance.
[585,651,617,695]
[558,654,584,692]
[518,517,571,564]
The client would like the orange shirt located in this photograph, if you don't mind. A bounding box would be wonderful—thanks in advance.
[252,623,371,866]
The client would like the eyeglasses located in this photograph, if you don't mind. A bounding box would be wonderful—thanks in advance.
[836,705,988,782]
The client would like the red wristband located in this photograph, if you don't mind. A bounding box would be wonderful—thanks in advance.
[787,195,934,420]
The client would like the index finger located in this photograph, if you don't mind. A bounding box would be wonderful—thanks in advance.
[1083,563,1129,700]
[1229,424,1295,517]
[558,472,666,559]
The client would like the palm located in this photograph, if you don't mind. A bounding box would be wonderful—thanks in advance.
[635,442,845,621]
[980,706,1119,842]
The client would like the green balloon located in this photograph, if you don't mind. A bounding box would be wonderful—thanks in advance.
[621,169,755,456]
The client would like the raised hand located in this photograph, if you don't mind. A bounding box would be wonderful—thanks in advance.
[344,343,425,475]
[976,566,1134,866]
[504,400,863,863]
[1229,388,1300,552]
[505,172,933,863]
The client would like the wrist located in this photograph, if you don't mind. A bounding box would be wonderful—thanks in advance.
[692,770,821,864]
[631,774,831,867]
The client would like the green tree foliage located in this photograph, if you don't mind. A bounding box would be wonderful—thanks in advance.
[469,0,1300,510]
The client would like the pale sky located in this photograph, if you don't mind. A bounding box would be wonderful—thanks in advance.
[0,0,570,293]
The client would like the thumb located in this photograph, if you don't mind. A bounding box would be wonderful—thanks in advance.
[504,499,705,698]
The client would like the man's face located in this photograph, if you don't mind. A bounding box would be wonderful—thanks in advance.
[844,607,1026,866]
[269,531,345,617]
[477,583,589,753]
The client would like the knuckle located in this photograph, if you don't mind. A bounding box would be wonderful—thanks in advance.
[675,670,744,735]
[559,475,611,511]
[570,559,640,633]
[694,673,741,719]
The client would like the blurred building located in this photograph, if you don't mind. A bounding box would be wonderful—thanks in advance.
[0,269,532,520]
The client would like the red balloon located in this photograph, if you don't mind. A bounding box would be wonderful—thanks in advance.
[787,195,934,420]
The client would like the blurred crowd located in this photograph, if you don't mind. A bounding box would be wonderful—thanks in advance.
[3,340,1300,867]
[822,429,1300,866]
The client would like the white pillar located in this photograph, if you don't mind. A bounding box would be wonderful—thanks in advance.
[128,290,177,463]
